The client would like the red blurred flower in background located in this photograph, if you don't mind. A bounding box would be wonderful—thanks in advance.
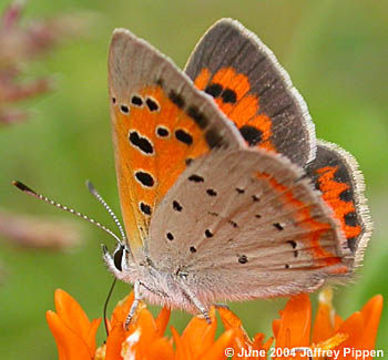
[0,1,92,125]
[0,1,95,253]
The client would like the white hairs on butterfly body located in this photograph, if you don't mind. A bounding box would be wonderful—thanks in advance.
[12,180,123,245]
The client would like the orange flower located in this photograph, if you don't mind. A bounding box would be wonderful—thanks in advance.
[272,288,383,360]
[46,289,101,360]
[46,288,383,360]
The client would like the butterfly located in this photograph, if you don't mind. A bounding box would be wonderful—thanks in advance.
[104,18,371,324]
[14,18,371,326]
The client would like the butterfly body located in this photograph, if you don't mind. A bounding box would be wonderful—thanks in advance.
[106,19,371,321]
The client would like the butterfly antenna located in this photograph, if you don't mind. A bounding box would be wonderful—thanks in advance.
[103,277,117,336]
[12,180,122,244]
[86,180,127,243]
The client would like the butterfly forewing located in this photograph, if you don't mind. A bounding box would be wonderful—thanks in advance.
[185,18,316,166]
[149,148,352,303]
[109,29,243,255]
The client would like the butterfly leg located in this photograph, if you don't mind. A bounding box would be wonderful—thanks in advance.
[124,281,143,329]
[178,280,211,323]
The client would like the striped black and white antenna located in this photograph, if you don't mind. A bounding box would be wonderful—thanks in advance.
[12,180,123,245]
[12,179,129,336]
[85,180,127,243]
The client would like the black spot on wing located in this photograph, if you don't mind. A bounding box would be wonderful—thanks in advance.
[156,126,170,138]
[287,240,298,257]
[238,255,248,264]
[120,104,129,114]
[175,129,193,145]
[145,97,159,112]
[228,220,238,228]
[344,212,358,227]
[188,174,204,183]
[205,229,213,238]
[221,89,237,104]
[287,240,297,248]
[206,189,217,196]
[134,171,155,187]
[239,125,263,147]
[139,202,152,216]
[339,188,353,202]
[166,232,174,241]
[169,90,185,108]
[172,200,183,212]
[205,83,223,98]
[129,131,154,155]
[186,106,208,129]
[273,223,284,231]
[189,246,197,253]
[131,95,143,107]
[205,128,224,148]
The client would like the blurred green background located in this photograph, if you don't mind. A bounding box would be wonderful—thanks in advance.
[0,0,386,358]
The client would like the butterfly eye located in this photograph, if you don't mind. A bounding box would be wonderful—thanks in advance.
[113,245,125,271]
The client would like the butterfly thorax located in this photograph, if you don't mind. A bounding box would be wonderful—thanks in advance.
[115,250,202,312]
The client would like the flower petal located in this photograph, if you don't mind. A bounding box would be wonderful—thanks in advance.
[335,311,364,360]
[155,307,171,337]
[147,338,174,360]
[105,322,126,360]
[275,294,311,349]
[312,288,335,343]
[272,319,281,338]
[46,310,94,360]
[105,293,141,359]
[360,295,383,350]
[86,318,102,355]
[181,308,217,357]
[218,306,253,359]
[111,293,135,327]
[201,329,234,360]
[54,289,92,341]
[171,326,192,360]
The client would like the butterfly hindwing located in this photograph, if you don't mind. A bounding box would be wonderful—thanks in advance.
[185,18,316,166]
[149,148,351,304]
[305,140,372,266]
[109,29,243,255]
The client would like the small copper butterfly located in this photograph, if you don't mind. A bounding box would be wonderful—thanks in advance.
[15,18,371,326]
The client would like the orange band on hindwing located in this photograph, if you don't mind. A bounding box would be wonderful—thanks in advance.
[257,172,342,268]
[316,166,362,241]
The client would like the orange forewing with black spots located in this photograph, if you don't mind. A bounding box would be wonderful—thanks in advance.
[185,18,315,166]
[112,85,211,247]
[109,28,242,253]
